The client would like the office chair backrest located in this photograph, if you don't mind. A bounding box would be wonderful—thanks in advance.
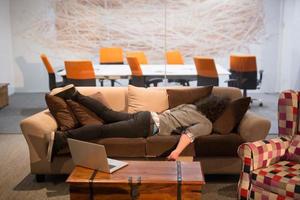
[126,56,143,76]
[99,47,123,64]
[64,60,96,86]
[40,54,55,74]
[40,54,58,90]
[230,55,257,72]
[126,51,148,64]
[166,50,184,64]
[194,56,218,78]
[229,54,257,89]
[194,56,219,86]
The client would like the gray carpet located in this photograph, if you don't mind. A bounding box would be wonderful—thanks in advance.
[0,134,238,200]
[0,93,46,134]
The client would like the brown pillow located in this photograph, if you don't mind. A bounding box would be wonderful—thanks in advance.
[66,100,104,126]
[89,92,111,109]
[167,86,213,108]
[45,94,78,131]
[213,97,251,135]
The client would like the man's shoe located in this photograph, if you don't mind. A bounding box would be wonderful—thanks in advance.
[49,84,76,99]
[46,131,67,162]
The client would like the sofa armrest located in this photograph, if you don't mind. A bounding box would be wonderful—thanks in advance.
[237,137,290,200]
[238,111,271,142]
[20,110,58,163]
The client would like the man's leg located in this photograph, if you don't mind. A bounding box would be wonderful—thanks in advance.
[50,111,152,154]
[66,111,152,140]
[72,91,134,123]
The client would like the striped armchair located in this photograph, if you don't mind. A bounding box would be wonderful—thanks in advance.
[237,90,300,199]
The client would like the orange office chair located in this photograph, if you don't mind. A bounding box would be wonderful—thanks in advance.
[194,56,219,86]
[165,50,189,86]
[126,51,148,64]
[40,54,65,91]
[64,60,96,86]
[166,50,184,64]
[99,47,123,64]
[99,47,124,86]
[228,54,263,106]
[126,56,162,87]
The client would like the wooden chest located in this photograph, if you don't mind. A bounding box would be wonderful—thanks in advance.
[0,83,9,109]
[67,161,205,200]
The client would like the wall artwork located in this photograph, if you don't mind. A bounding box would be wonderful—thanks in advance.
[22,0,265,62]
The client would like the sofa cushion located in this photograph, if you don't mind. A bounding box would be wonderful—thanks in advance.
[194,133,245,157]
[146,135,195,157]
[95,138,146,157]
[127,85,169,113]
[89,92,111,109]
[167,86,213,109]
[213,97,251,135]
[45,94,79,131]
[77,87,128,112]
[251,161,300,199]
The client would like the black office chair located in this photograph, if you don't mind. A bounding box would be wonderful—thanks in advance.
[227,55,263,106]
[165,50,190,86]
[127,56,163,87]
[64,60,96,86]
[40,54,65,91]
[99,47,124,86]
[194,56,219,86]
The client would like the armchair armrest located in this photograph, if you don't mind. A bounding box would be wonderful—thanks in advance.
[237,137,290,200]
[20,110,58,163]
[238,137,290,171]
[238,111,271,142]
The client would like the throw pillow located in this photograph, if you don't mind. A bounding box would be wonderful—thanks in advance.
[167,86,213,109]
[66,100,104,126]
[286,135,300,162]
[45,94,79,131]
[89,92,111,109]
[127,85,169,113]
[213,97,251,135]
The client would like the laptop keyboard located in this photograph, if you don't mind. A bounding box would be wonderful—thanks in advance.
[109,164,116,169]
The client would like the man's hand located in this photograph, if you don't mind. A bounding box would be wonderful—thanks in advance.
[167,150,180,161]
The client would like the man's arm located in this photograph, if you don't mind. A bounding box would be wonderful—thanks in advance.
[167,121,212,160]
[167,132,192,160]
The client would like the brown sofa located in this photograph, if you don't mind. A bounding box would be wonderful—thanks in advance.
[20,86,270,181]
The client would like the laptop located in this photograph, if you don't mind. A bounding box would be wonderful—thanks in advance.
[67,138,128,173]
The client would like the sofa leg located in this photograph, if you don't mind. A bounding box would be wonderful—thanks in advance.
[35,174,45,182]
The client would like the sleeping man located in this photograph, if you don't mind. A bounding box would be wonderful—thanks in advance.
[47,85,229,162]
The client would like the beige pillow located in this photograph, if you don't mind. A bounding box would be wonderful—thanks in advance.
[127,85,169,113]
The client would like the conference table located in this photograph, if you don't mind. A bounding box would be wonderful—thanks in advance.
[58,64,230,81]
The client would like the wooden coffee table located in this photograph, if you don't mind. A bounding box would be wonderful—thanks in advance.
[67,161,205,200]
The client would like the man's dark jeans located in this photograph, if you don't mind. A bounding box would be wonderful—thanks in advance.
[64,92,153,141]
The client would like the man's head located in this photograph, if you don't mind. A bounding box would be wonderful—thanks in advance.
[195,95,230,122]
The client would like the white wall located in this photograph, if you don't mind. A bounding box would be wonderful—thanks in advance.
[277,0,300,91]
[0,0,14,94]
[7,0,299,93]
